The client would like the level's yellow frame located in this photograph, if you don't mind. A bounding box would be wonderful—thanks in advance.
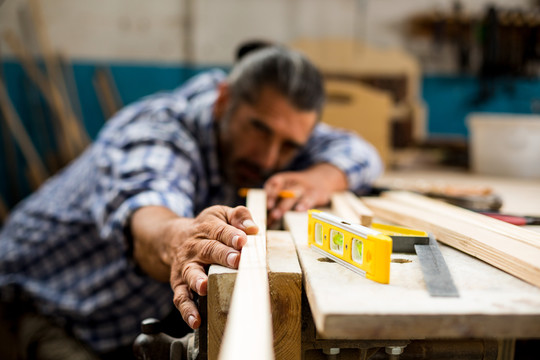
[308,209,392,284]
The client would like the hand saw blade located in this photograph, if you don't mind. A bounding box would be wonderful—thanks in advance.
[414,234,459,297]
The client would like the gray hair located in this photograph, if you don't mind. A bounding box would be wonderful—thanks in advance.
[226,46,325,114]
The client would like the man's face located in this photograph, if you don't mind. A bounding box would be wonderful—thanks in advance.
[216,86,318,188]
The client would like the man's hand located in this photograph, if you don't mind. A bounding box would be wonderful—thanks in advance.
[264,163,348,224]
[131,205,259,330]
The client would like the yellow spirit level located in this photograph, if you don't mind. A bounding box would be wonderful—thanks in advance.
[308,209,393,284]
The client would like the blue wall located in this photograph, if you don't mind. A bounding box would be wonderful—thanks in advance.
[2,59,540,210]
[0,60,223,209]
[423,75,540,137]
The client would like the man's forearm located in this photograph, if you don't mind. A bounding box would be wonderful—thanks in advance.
[130,206,189,282]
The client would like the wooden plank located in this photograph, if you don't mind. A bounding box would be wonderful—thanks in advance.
[284,210,540,339]
[93,67,122,120]
[207,265,236,360]
[218,189,274,360]
[332,191,373,226]
[0,78,48,189]
[267,230,302,360]
[362,196,540,289]
[382,191,540,249]
[331,192,359,224]
[208,231,302,360]
[2,30,83,162]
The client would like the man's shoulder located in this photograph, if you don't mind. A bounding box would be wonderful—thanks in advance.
[174,68,227,99]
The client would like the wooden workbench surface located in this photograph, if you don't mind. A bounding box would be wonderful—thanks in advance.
[284,171,540,340]
[285,211,540,340]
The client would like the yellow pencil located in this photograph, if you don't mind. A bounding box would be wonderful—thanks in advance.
[238,188,297,198]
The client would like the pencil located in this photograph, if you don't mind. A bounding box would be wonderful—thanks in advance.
[238,188,297,198]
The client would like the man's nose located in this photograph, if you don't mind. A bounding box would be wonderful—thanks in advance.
[259,139,281,171]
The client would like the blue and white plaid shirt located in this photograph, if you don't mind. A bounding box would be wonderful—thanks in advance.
[0,69,382,353]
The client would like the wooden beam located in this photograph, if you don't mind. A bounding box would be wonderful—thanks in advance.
[218,189,274,360]
[362,195,540,288]
[267,230,302,360]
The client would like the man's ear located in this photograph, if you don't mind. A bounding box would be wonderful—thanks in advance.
[214,82,230,121]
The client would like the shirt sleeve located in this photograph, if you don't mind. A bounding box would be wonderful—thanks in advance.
[290,122,384,193]
[90,107,202,242]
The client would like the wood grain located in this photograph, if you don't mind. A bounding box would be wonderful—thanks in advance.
[218,189,274,360]
[382,191,540,249]
[267,230,302,360]
[332,191,373,226]
[207,265,236,360]
[208,231,302,360]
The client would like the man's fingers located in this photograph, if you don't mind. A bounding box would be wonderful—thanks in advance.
[228,206,259,236]
[269,197,297,224]
[181,263,209,296]
[294,193,316,212]
[172,284,201,329]
[264,175,286,209]
[195,240,241,268]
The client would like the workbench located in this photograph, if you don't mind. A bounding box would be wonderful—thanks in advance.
[207,170,540,360]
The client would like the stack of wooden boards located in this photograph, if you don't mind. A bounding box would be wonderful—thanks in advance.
[363,191,540,288]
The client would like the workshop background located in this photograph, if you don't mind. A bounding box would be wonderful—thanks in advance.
[0,0,539,219]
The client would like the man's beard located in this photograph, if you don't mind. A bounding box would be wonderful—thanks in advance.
[228,158,275,188]
[216,108,273,188]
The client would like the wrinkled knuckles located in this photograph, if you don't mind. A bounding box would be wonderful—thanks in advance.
[199,240,226,264]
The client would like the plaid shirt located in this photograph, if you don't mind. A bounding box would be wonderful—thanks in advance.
[0,69,382,353]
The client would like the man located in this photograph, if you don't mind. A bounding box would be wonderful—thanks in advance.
[0,46,382,359]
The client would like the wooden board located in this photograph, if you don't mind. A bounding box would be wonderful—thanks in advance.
[331,191,373,227]
[363,196,540,289]
[267,231,302,360]
[207,265,236,360]
[381,191,540,249]
[208,231,301,360]
[218,189,274,360]
[284,211,540,340]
